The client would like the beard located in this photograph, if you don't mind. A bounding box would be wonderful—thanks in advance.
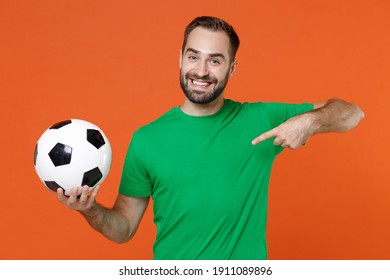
[179,70,230,105]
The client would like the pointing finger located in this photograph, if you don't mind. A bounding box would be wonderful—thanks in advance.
[252,129,277,145]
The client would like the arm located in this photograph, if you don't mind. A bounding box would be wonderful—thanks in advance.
[252,98,364,149]
[57,186,149,244]
[311,98,364,133]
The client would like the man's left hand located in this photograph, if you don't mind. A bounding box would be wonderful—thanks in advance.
[251,113,317,149]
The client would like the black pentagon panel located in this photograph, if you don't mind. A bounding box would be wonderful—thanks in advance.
[44,181,64,193]
[34,143,38,166]
[50,120,72,129]
[82,167,103,188]
[87,129,105,149]
[48,143,72,166]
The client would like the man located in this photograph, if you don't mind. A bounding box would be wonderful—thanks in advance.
[57,16,364,259]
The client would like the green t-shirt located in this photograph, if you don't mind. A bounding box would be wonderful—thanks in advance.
[119,99,313,260]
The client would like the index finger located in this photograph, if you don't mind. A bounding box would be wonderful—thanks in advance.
[251,129,277,145]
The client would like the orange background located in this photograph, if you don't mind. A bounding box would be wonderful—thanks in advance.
[0,0,389,260]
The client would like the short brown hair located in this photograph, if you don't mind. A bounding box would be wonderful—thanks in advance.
[182,16,240,61]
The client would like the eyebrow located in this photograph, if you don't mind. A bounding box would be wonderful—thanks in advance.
[185,48,226,60]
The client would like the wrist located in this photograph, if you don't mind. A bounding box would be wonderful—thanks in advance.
[79,201,100,217]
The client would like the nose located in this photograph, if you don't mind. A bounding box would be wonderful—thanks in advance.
[194,60,209,77]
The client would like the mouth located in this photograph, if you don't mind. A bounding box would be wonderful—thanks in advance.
[190,78,213,89]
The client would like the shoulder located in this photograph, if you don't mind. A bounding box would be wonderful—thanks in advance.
[224,99,264,112]
[225,99,270,117]
[135,107,178,133]
[226,99,272,109]
[130,107,183,148]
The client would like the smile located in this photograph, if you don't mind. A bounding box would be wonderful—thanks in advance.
[190,79,213,88]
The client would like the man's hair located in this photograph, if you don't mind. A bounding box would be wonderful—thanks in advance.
[182,16,240,61]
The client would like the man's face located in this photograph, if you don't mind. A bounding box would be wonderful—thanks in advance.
[180,27,236,105]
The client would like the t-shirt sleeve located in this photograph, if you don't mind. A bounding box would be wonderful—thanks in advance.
[262,102,314,155]
[119,132,152,197]
[263,102,314,128]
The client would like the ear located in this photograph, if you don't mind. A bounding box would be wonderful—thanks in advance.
[229,59,238,76]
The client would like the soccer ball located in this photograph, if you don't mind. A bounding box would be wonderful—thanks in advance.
[34,119,112,196]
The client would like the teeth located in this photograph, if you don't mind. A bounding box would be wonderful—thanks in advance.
[192,80,210,87]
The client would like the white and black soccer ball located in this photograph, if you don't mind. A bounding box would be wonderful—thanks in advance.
[34,119,112,196]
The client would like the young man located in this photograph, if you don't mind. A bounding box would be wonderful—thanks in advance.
[58,16,364,259]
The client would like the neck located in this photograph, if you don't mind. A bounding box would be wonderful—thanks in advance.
[180,97,225,116]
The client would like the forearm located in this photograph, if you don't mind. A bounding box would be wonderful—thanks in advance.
[308,98,364,134]
[251,98,364,148]
[79,202,132,244]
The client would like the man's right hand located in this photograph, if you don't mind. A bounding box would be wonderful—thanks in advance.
[57,185,100,212]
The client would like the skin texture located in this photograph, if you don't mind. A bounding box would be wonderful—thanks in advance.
[57,26,364,244]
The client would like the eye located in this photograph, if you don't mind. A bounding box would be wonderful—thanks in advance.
[188,55,198,62]
[209,59,221,66]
